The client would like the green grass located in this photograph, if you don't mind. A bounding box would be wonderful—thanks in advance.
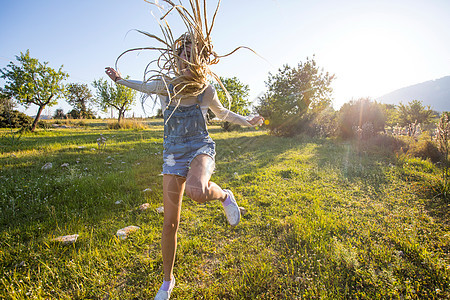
[0,121,449,299]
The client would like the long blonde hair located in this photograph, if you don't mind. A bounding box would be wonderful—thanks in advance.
[115,0,254,110]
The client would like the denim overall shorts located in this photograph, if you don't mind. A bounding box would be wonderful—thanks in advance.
[162,89,216,177]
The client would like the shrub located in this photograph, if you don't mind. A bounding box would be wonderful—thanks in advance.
[0,110,33,128]
[338,98,386,139]
[67,109,96,119]
[359,133,406,154]
[107,119,147,130]
[307,107,338,137]
[53,108,66,119]
[38,120,51,129]
[407,139,442,163]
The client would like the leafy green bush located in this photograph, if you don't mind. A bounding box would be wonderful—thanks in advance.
[407,139,442,163]
[67,108,96,119]
[309,107,338,137]
[53,108,66,119]
[0,110,33,128]
[284,108,339,138]
[338,98,385,139]
[38,120,51,129]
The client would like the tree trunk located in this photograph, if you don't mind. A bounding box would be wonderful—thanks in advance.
[118,109,124,123]
[80,102,86,119]
[31,105,45,132]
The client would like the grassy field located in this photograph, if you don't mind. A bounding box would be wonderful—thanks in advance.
[0,120,449,299]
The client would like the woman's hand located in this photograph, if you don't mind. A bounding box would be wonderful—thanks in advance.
[105,67,122,82]
[248,115,264,126]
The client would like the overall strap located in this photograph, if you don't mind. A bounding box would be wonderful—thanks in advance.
[196,89,205,104]
[165,84,174,104]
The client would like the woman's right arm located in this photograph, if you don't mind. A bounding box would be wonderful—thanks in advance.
[104,67,162,94]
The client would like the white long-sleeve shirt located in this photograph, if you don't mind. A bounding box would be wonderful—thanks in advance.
[117,79,252,127]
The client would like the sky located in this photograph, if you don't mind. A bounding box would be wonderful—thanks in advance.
[1,0,449,118]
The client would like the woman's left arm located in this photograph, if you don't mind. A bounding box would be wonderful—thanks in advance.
[208,88,263,127]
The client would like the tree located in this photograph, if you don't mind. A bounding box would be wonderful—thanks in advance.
[0,88,15,113]
[0,50,68,131]
[65,83,94,119]
[379,103,398,128]
[92,78,136,122]
[212,77,251,131]
[0,110,33,129]
[256,56,335,136]
[397,100,435,126]
[67,108,96,119]
[53,108,66,119]
[338,98,386,139]
[0,88,32,129]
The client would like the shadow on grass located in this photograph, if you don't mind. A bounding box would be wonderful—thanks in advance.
[424,195,450,226]
[314,140,389,196]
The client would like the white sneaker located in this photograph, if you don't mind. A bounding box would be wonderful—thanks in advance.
[154,277,175,300]
[222,189,241,227]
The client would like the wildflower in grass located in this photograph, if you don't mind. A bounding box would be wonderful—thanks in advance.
[97,134,107,151]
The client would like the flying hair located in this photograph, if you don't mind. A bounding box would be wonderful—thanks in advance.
[115,0,257,120]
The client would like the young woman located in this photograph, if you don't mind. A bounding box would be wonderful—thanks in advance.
[105,33,263,299]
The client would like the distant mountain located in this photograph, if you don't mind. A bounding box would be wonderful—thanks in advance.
[377,76,450,112]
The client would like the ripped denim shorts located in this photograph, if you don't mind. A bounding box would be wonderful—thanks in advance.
[162,103,216,177]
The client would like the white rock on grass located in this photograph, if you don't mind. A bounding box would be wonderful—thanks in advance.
[116,226,140,240]
[41,162,53,170]
[52,234,79,245]
[61,163,69,168]
[156,206,164,214]
[115,200,122,205]
[142,188,152,192]
[139,203,150,211]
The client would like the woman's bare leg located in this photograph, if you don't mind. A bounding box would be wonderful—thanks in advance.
[162,174,186,281]
[185,154,227,203]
